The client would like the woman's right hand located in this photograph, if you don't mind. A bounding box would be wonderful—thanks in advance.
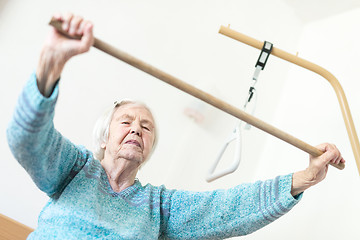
[36,13,94,97]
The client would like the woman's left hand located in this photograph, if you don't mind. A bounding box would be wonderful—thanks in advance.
[291,143,345,196]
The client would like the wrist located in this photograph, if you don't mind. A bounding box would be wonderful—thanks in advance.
[291,170,314,196]
[36,46,66,97]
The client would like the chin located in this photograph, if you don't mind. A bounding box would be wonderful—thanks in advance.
[120,152,143,163]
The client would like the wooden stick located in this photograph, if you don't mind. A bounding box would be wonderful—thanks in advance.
[0,213,33,239]
[219,25,358,173]
[49,19,345,170]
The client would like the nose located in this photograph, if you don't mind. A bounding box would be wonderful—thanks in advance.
[130,123,142,136]
[130,130,141,136]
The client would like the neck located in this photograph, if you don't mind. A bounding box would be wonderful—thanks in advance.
[101,157,140,192]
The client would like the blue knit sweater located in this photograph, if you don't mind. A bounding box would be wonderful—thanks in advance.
[7,73,302,239]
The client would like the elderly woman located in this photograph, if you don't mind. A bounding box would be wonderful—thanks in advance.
[7,14,344,239]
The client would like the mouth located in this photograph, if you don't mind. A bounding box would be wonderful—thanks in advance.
[125,140,141,148]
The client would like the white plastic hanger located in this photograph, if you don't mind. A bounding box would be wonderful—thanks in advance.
[206,42,273,182]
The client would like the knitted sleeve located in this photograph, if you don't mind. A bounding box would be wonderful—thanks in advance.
[163,174,302,239]
[6,73,88,197]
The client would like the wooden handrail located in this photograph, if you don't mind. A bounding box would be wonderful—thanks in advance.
[219,25,360,175]
[48,19,345,170]
[0,213,33,240]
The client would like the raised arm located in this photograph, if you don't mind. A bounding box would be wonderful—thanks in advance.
[7,14,94,197]
[162,143,344,239]
[162,174,301,239]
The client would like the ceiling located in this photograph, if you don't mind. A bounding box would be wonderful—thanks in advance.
[283,0,360,23]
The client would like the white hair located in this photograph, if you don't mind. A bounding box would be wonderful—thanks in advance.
[92,100,158,161]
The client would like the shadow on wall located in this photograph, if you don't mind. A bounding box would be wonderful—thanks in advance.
[0,0,8,14]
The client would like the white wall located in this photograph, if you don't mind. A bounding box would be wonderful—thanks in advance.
[252,9,360,240]
[1,0,358,239]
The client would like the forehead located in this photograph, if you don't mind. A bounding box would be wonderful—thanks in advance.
[113,104,154,122]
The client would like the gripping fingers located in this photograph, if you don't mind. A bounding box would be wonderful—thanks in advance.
[77,20,86,35]
[330,144,342,165]
[69,15,83,36]
[323,143,343,165]
[48,13,94,57]
[333,155,344,165]
[62,13,74,32]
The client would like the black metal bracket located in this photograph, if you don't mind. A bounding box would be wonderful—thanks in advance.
[255,41,273,70]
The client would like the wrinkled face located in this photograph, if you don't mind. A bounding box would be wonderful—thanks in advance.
[103,104,155,165]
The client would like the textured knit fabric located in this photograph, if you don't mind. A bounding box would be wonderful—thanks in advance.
[7,73,302,239]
